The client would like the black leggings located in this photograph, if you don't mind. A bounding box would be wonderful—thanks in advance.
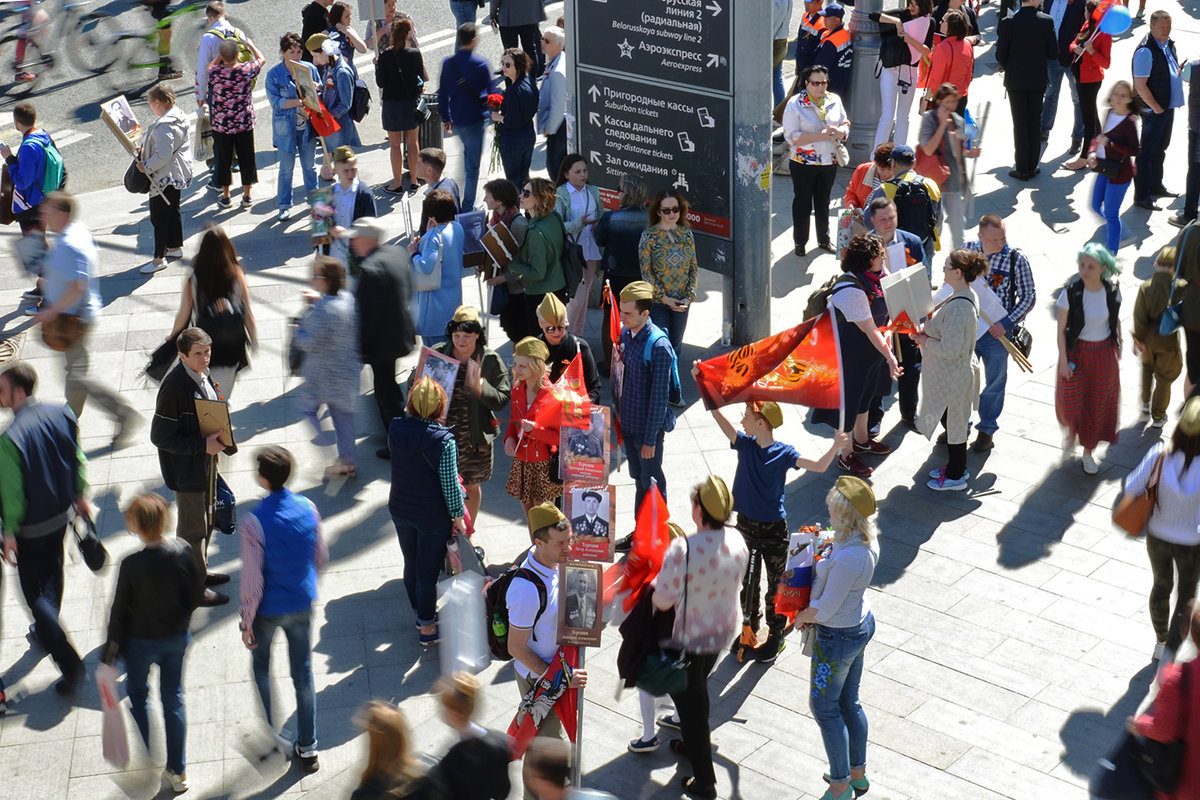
[1076,77,1102,152]
[789,161,837,248]
[148,185,183,259]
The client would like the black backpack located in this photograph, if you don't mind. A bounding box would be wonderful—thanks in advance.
[194,294,248,366]
[805,275,864,320]
[891,177,936,243]
[483,559,547,660]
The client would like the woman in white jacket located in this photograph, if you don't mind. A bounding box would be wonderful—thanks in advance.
[137,83,193,275]
[1124,397,1200,663]
[782,65,849,257]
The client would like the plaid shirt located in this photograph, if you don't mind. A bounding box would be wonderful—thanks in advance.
[967,241,1036,330]
[619,323,675,440]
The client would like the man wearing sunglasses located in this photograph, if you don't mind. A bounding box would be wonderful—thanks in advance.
[536,294,601,402]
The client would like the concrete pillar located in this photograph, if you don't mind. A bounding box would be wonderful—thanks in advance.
[846,0,885,165]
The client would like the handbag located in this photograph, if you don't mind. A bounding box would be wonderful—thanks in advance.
[41,313,87,352]
[489,280,510,315]
[1091,731,1154,800]
[1134,663,1190,792]
[1006,250,1033,359]
[412,237,444,291]
[1112,452,1164,536]
[1092,157,1123,180]
[915,146,951,185]
[72,510,108,572]
[145,337,178,383]
[212,474,236,535]
[634,541,691,696]
[1159,224,1192,336]
[835,141,850,167]
[123,159,150,194]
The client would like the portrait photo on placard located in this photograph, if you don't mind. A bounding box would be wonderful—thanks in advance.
[560,406,609,485]
[415,346,460,417]
[557,561,602,647]
[566,483,615,562]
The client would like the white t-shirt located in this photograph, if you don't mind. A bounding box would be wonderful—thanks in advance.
[1056,286,1112,342]
[829,271,887,324]
[506,551,560,679]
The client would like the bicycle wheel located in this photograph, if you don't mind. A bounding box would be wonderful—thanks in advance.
[103,34,161,95]
[70,12,126,75]
[0,33,45,99]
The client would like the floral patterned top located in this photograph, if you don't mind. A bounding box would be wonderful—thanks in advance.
[652,527,749,655]
[638,225,698,303]
[208,60,263,135]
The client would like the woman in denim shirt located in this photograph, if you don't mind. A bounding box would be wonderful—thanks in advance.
[594,174,648,370]
[266,33,319,221]
[791,477,879,800]
[493,49,539,187]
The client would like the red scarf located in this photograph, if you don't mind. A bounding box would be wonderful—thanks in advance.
[859,269,885,299]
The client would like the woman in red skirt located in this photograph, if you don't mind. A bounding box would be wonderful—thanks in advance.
[1055,243,1122,475]
[504,336,562,513]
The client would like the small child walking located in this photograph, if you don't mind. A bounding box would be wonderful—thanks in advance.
[708,396,846,662]
[1131,245,1186,428]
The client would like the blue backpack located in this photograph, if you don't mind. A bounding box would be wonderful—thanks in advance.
[643,323,682,406]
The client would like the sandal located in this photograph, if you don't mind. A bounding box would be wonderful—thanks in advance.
[419,627,440,647]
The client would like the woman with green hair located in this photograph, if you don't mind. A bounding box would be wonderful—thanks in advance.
[1055,242,1122,474]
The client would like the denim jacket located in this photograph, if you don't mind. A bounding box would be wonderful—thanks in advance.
[319,56,356,123]
[266,61,318,154]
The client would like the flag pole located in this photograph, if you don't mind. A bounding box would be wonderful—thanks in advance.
[571,648,585,788]
[828,307,846,433]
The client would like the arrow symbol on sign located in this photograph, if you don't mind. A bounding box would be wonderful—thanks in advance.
[590,151,603,166]
[706,53,720,68]
[706,1,722,15]
[588,85,600,102]
[589,112,601,126]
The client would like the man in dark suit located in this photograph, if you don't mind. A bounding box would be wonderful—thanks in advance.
[570,490,609,539]
[997,0,1057,180]
[350,217,416,460]
[150,328,235,607]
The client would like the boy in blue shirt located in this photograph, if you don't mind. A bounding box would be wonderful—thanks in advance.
[711,400,845,663]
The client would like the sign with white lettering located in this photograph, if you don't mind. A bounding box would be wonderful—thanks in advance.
[578,69,731,237]
[575,0,731,93]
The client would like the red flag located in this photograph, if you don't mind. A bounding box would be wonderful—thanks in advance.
[603,283,622,348]
[601,561,622,611]
[888,310,919,334]
[694,312,841,411]
[306,100,341,137]
[508,646,580,759]
[532,353,592,430]
[620,483,670,613]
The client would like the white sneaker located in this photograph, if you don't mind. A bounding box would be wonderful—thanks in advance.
[140,260,167,274]
[164,248,184,259]
[164,770,189,793]
[1153,642,1165,661]
[1082,452,1099,474]
[1151,417,1167,429]
[1140,402,1152,417]
[278,207,292,221]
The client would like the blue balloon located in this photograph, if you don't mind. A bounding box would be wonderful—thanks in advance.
[1099,4,1132,35]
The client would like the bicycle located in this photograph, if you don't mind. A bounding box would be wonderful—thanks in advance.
[72,0,250,94]
[0,0,99,98]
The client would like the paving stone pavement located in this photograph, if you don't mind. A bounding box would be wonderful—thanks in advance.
[1,4,1199,799]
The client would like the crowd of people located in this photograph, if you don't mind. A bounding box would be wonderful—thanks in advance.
[2,0,1200,799]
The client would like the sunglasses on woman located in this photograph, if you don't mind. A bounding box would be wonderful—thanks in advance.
[660,205,680,214]
[521,189,533,198]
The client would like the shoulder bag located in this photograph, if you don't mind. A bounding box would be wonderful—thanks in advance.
[1006,250,1033,358]
[72,509,108,572]
[1159,223,1192,336]
[123,159,150,194]
[412,236,444,291]
[1112,451,1165,537]
[42,312,87,352]
[635,540,690,696]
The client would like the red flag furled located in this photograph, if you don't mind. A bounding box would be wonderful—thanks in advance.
[307,101,341,137]
[603,283,622,348]
[531,353,592,430]
[620,483,670,613]
[694,312,841,411]
[888,310,919,335]
[508,646,580,759]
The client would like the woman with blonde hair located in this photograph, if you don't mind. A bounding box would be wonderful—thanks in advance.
[504,336,562,512]
[137,82,191,274]
[427,672,511,800]
[488,177,566,342]
[792,477,879,800]
[1055,242,1122,474]
[351,701,423,800]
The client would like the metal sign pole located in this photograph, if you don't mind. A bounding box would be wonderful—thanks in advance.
[571,647,586,788]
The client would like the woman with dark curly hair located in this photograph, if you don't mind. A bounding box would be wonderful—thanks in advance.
[912,248,985,491]
[812,233,902,477]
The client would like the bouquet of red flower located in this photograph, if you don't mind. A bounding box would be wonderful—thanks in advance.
[486,93,506,173]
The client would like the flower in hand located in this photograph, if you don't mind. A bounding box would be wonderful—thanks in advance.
[486,93,505,111]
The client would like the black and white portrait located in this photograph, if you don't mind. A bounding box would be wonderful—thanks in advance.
[570,488,609,540]
[564,566,597,629]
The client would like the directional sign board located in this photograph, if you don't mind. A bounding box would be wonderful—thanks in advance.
[575,0,732,93]
[578,69,731,238]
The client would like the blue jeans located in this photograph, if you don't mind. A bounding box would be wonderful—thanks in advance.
[1092,174,1130,253]
[649,302,689,356]
[449,0,477,27]
[251,609,316,751]
[124,632,189,774]
[810,612,875,783]
[773,63,786,108]
[300,393,356,463]
[498,132,534,188]
[456,121,485,211]
[623,430,666,512]
[392,516,449,626]
[1041,59,1083,140]
[1135,109,1175,202]
[974,333,1009,435]
[276,136,318,210]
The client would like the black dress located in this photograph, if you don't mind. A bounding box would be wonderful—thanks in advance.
[812,275,891,431]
